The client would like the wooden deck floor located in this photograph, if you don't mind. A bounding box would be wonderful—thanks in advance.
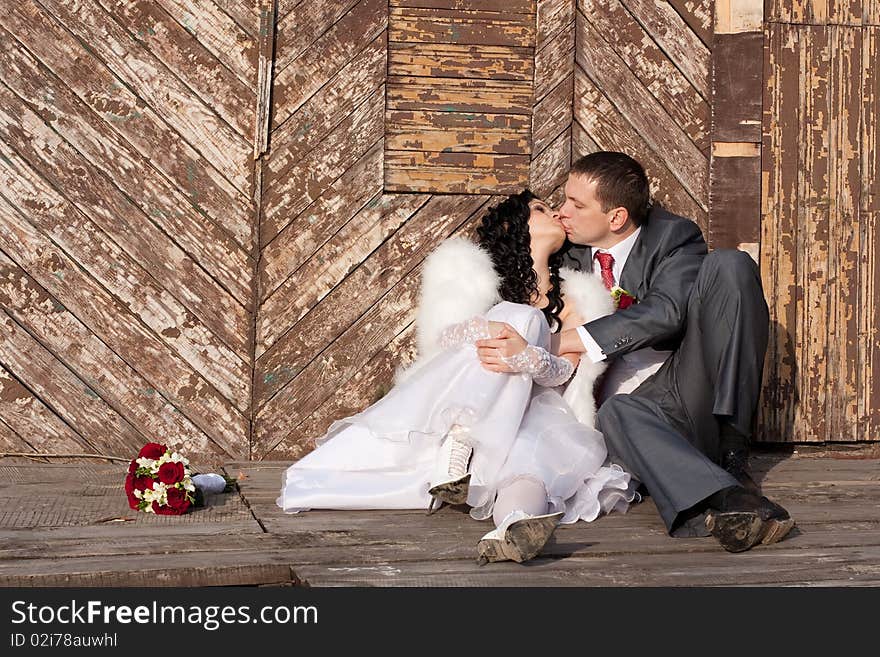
[1,449,879,586]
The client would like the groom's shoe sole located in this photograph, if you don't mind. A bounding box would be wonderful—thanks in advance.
[705,511,795,553]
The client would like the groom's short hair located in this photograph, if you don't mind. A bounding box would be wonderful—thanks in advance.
[571,152,650,226]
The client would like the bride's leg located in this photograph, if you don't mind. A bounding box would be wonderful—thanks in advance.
[476,478,561,565]
[427,423,473,513]
[492,478,549,526]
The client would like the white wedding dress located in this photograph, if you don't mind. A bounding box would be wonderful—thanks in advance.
[277,299,635,525]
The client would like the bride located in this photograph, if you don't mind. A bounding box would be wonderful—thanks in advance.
[276,190,636,564]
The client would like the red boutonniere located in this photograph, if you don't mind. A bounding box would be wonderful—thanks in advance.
[610,286,637,310]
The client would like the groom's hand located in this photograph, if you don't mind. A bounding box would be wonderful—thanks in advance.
[475,323,528,373]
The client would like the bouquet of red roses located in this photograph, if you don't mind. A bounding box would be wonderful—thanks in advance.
[125,442,196,515]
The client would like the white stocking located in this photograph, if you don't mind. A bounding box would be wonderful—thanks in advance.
[492,478,549,528]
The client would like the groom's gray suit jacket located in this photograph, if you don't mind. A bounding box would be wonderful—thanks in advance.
[560,205,770,536]
[559,205,708,359]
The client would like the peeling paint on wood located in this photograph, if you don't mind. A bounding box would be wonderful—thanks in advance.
[253,195,489,454]
[579,0,709,152]
[0,30,254,305]
[576,10,709,205]
[573,67,709,230]
[272,0,387,126]
[0,252,224,459]
[0,1,255,250]
[37,0,253,194]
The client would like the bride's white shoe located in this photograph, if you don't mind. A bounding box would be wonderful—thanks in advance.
[476,510,563,565]
[426,427,473,514]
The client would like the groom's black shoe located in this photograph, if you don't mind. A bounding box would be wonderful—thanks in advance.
[705,487,795,553]
[720,448,761,495]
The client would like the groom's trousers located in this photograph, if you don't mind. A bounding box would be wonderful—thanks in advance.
[596,249,770,536]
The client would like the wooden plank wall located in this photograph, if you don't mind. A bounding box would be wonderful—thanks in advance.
[3,1,876,458]
[709,1,762,259]
[253,0,502,459]
[572,0,712,235]
[0,0,262,460]
[384,0,536,193]
[759,0,879,442]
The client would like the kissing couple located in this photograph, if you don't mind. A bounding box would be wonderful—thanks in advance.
[276,151,795,564]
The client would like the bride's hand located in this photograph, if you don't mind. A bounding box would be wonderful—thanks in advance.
[475,323,528,373]
[487,320,507,338]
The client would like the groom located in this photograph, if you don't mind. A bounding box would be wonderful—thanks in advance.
[476,151,794,552]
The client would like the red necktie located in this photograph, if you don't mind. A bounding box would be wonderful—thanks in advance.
[595,252,615,290]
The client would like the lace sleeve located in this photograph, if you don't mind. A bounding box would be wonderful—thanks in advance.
[500,345,575,387]
[437,316,491,350]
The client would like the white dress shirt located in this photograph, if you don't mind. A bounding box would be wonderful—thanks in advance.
[572,227,673,401]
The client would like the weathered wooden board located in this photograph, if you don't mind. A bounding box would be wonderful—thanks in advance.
[5,452,879,587]
[0,365,88,455]
[667,0,712,48]
[759,23,801,443]
[257,192,432,394]
[798,26,832,443]
[275,326,418,461]
[386,151,531,194]
[0,31,253,306]
[260,145,385,305]
[767,0,878,24]
[0,251,222,458]
[36,0,252,193]
[576,10,708,206]
[534,15,574,101]
[573,68,709,230]
[274,0,361,73]
[156,0,259,85]
[391,0,534,11]
[0,190,247,458]
[386,76,534,115]
[0,311,146,457]
[0,133,251,412]
[96,0,256,140]
[388,42,534,80]
[708,145,762,250]
[533,75,574,156]
[712,32,763,143]
[267,33,386,209]
[862,28,880,442]
[530,128,572,198]
[386,117,530,154]
[263,199,493,458]
[389,7,535,47]
[217,0,262,37]
[578,0,709,155]
[0,1,255,251]
[271,0,387,129]
[538,0,576,46]
[258,192,430,359]
[263,87,385,245]
[826,26,862,443]
[619,0,710,98]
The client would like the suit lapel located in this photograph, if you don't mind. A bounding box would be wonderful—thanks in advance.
[618,227,648,298]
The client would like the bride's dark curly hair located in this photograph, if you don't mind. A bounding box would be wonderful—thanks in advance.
[476,189,565,332]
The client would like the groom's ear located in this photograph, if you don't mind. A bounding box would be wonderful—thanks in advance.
[609,207,630,230]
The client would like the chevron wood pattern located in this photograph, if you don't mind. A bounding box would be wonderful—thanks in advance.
[0,0,260,460]
[572,0,711,235]
[2,1,876,463]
